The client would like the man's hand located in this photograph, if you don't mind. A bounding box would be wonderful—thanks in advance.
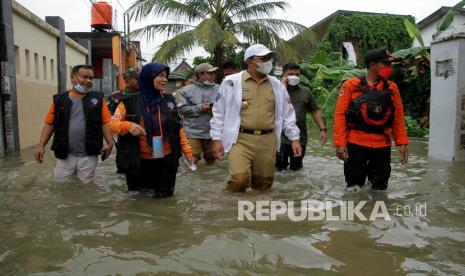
[200,103,212,113]
[101,143,113,161]
[291,140,302,157]
[336,146,349,161]
[281,76,289,88]
[399,145,409,165]
[129,124,146,137]
[212,140,224,160]
[34,145,45,163]
[320,130,327,145]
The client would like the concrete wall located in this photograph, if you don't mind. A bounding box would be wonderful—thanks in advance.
[415,15,465,47]
[65,40,87,90]
[11,1,87,149]
[429,36,465,162]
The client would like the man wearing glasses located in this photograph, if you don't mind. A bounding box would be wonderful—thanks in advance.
[211,44,302,193]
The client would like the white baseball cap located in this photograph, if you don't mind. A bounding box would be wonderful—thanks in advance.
[243,44,275,61]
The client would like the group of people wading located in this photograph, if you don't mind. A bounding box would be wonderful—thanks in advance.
[34,44,409,197]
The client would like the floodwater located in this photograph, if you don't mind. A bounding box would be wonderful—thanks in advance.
[1,131,464,275]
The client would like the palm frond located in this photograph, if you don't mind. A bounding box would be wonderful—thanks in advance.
[195,18,239,52]
[153,30,198,63]
[128,0,206,22]
[235,20,283,47]
[129,23,194,41]
[235,19,307,38]
[231,1,288,21]
[223,0,259,15]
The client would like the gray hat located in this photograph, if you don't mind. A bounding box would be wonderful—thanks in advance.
[195,63,219,74]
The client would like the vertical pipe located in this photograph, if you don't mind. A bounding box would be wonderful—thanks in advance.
[0,0,21,156]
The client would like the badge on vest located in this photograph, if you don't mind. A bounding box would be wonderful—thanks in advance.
[91,98,99,105]
[152,136,164,159]
[167,102,175,110]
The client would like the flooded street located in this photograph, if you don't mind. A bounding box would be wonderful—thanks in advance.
[1,131,465,275]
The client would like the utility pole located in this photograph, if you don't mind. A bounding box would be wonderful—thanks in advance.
[0,0,21,157]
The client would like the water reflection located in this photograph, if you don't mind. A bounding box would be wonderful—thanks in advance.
[0,132,464,274]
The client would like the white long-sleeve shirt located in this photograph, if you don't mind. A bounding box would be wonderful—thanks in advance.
[210,71,300,153]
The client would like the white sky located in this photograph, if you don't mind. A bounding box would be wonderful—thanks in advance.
[15,0,460,66]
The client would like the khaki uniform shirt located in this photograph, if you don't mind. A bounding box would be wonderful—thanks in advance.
[240,71,275,130]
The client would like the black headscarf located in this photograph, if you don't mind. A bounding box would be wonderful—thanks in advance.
[138,62,170,146]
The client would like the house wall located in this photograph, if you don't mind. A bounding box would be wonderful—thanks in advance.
[415,14,465,47]
[12,1,87,149]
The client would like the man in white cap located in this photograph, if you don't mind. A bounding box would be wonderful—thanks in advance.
[178,62,220,164]
[210,44,302,192]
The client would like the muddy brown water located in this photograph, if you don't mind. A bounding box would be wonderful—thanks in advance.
[1,132,464,275]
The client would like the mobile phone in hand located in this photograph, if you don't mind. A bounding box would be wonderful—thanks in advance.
[101,152,107,162]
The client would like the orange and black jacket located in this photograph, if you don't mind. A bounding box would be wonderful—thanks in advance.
[110,94,192,173]
[333,77,409,148]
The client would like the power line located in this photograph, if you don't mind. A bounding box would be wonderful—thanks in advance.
[115,0,126,12]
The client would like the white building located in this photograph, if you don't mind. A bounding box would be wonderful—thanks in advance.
[414,6,465,47]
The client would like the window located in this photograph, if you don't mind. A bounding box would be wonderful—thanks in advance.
[50,59,55,81]
[14,46,20,74]
[25,49,30,77]
[34,53,39,79]
[43,56,47,80]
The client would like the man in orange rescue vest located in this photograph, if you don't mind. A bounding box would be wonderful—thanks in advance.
[334,48,409,191]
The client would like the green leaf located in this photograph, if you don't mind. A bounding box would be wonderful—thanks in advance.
[404,19,424,48]
[433,0,465,39]
[393,47,429,59]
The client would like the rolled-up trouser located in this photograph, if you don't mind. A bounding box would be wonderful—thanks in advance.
[344,143,391,190]
[188,138,215,164]
[225,132,276,192]
[54,154,98,183]
[276,144,307,171]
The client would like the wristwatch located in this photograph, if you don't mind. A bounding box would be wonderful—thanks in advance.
[320,127,327,132]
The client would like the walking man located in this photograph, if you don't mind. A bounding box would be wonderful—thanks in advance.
[178,63,219,164]
[211,44,302,193]
[334,48,409,191]
[34,65,113,183]
[277,63,327,171]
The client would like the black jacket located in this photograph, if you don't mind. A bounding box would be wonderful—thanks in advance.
[115,94,182,174]
[51,91,104,159]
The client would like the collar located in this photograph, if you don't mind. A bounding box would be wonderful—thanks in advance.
[243,70,268,84]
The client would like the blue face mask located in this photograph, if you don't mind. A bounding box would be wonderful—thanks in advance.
[74,83,91,94]
[203,80,215,86]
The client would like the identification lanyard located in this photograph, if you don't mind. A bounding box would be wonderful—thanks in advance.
[152,107,164,159]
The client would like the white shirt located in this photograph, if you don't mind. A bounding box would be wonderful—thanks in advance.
[210,71,300,152]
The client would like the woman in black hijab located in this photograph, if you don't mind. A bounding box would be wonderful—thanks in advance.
[110,63,194,197]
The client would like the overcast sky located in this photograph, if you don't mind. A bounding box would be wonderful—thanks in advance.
[15,0,459,66]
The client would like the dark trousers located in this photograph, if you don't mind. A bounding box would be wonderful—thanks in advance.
[276,144,306,171]
[126,157,178,197]
[344,143,391,190]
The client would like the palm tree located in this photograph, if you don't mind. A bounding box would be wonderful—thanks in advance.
[128,0,314,67]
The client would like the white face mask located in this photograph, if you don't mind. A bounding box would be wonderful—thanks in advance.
[287,75,300,86]
[74,83,91,94]
[255,60,273,75]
